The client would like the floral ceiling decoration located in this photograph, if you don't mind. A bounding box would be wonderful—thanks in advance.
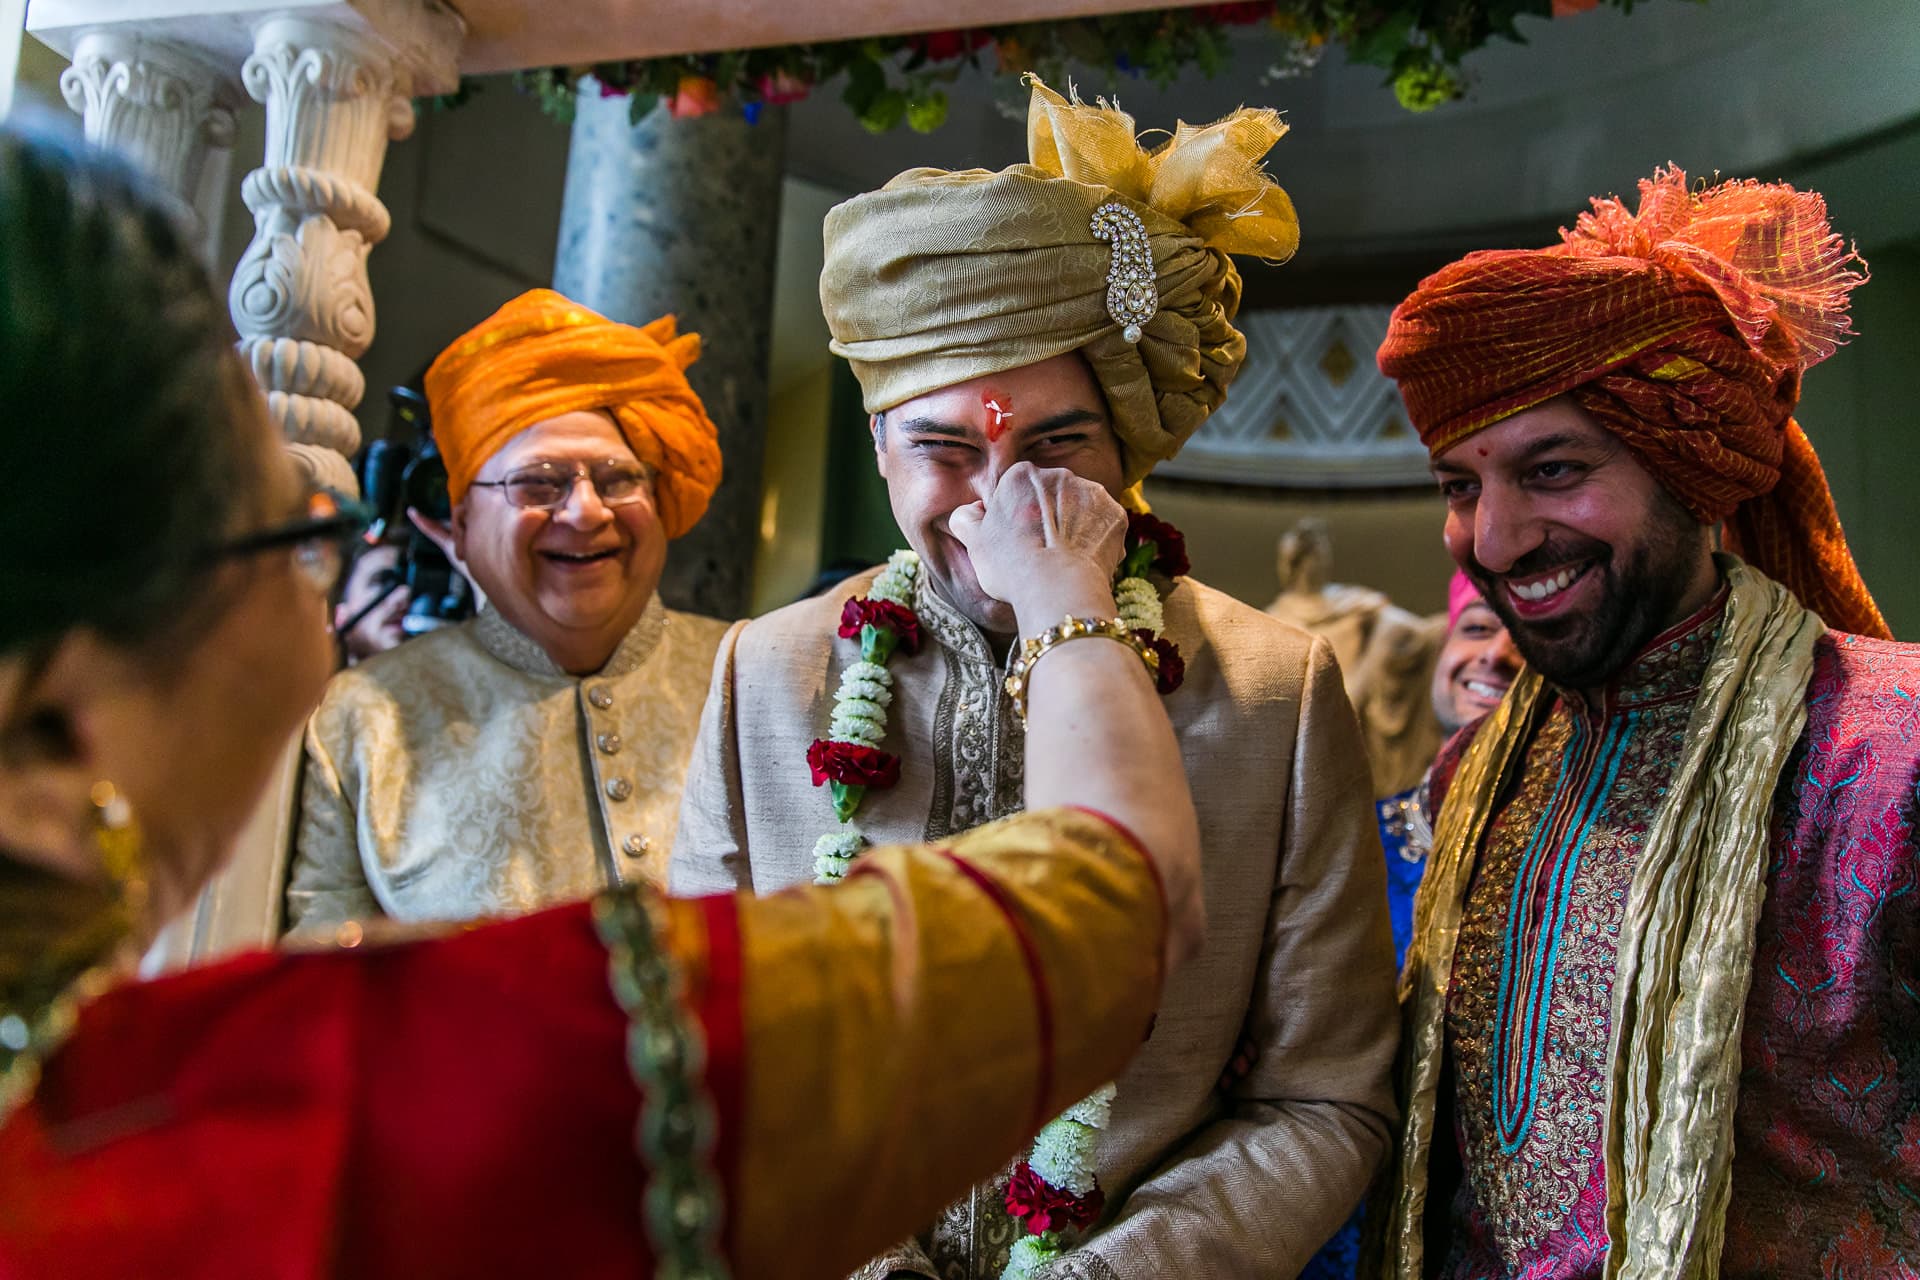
[443,0,1639,131]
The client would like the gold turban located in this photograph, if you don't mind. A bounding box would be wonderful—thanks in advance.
[819,78,1299,486]
[424,289,723,540]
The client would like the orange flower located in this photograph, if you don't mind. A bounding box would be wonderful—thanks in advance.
[667,74,721,119]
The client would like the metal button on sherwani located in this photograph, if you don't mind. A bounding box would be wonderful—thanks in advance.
[597,732,623,755]
[588,686,614,709]
[605,777,633,802]
[623,834,651,857]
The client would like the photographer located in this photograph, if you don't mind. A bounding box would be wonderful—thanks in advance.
[329,387,482,665]
[285,292,727,936]
[334,539,410,663]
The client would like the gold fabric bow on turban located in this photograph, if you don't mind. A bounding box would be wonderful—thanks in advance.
[425,289,723,540]
[820,77,1298,486]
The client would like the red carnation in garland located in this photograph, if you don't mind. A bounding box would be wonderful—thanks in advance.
[806,739,901,789]
[1124,512,1190,578]
[1136,632,1185,695]
[1005,1162,1105,1236]
[838,596,923,655]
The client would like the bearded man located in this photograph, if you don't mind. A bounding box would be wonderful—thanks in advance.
[287,290,727,934]
[1372,168,1920,1279]
[670,80,1398,1280]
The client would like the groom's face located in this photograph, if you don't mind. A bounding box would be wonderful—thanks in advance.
[873,352,1126,637]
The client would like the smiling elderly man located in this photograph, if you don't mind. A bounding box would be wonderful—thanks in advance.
[285,290,727,934]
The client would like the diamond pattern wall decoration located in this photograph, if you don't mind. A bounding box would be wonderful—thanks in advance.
[1156,305,1432,488]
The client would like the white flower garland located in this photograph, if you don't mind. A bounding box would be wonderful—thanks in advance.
[1114,574,1163,640]
[811,550,920,884]
[809,544,1181,1276]
[1004,1084,1118,1279]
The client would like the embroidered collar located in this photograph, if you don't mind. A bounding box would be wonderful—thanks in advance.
[911,575,1000,669]
[1565,582,1728,717]
[472,596,670,680]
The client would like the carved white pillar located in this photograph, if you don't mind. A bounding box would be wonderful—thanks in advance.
[228,16,412,469]
[56,32,238,260]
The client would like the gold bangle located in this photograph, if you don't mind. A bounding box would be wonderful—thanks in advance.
[1003,615,1159,729]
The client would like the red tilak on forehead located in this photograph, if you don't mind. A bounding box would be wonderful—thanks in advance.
[981,388,1014,441]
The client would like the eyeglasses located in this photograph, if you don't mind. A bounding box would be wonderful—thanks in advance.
[467,459,652,512]
[207,490,372,594]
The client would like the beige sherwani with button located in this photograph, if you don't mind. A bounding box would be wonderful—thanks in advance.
[287,599,727,937]
[671,568,1399,1279]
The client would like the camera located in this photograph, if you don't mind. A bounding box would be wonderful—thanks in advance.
[354,387,475,638]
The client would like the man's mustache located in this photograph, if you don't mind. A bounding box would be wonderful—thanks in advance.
[1468,538,1611,590]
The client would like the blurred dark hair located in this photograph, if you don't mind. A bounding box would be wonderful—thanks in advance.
[0,122,271,657]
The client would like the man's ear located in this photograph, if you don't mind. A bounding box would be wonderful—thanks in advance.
[0,638,116,873]
[447,501,470,561]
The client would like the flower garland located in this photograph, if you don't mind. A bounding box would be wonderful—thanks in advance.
[804,516,1191,1269]
[810,550,922,884]
[462,2,1642,132]
[997,512,1188,1274]
[1004,1084,1117,1278]
[809,516,1190,882]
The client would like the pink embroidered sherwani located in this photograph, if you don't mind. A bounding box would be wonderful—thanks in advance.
[671,567,1400,1279]
[1424,596,1920,1278]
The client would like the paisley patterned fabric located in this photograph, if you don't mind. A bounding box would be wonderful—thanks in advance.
[1724,631,1920,1278]
[671,567,1399,1280]
[1443,603,1720,1278]
[288,600,727,935]
[1414,612,1920,1279]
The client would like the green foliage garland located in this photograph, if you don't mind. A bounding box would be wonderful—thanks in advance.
[433,1,1653,131]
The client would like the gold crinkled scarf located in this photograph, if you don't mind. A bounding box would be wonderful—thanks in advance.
[1377,557,1823,1280]
[819,76,1298,486]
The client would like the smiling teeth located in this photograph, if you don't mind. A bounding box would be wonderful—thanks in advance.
[1465,680,1506,699]
[1513,566,1580,601]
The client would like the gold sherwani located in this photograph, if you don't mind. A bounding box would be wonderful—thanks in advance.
[288,600,726,936]
[671,569,1400,1279]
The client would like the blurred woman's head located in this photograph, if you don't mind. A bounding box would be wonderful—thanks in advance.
[0,126,335,930]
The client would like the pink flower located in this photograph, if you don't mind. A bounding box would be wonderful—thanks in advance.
[1136,632,1185,695]
[838,597,923,654]
[666,74,722,119]
[806,739,901,789]
[756,70,812,105]
[1125,512,1190,578]
[1005,1162,1104,1235]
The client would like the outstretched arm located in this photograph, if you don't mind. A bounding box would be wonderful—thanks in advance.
[950,461,1203,966]
[1045,636,1400,1279]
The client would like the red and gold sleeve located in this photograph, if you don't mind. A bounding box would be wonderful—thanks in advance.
[669,805,1166,1279]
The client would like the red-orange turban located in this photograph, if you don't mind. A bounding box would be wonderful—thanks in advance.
[1378,167,1887,639]
[424,289,723,540]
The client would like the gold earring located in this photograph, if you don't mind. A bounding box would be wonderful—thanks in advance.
[88,781,146,915]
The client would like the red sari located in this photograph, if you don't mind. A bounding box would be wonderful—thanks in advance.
[0,808,1163,1280]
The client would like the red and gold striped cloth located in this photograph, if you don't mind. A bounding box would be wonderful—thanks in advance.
[1378,167,1888,639]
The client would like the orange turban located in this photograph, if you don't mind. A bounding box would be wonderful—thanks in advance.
[425,289,723,540]
[1378,167,1887,639]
